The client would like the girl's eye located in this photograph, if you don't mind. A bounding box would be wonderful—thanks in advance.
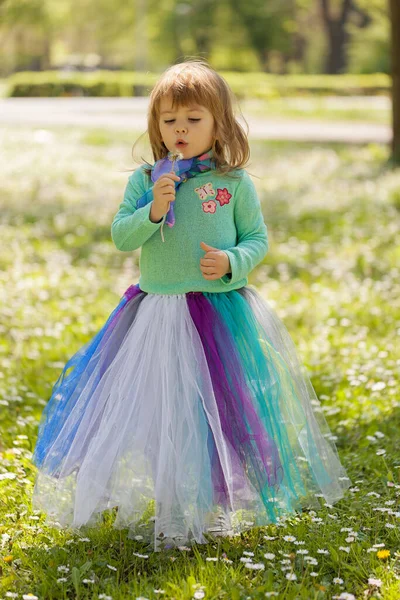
[163,119,201,124]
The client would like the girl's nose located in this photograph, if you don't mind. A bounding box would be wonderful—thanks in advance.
[175,125,187,134]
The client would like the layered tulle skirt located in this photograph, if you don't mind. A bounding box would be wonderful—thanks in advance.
[31,284,351,551]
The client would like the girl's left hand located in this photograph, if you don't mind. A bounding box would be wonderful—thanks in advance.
[200,241,231,280]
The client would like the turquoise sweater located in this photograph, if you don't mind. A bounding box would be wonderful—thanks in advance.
[111,165,268,295]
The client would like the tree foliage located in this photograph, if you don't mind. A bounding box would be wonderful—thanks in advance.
[0,0,390,75]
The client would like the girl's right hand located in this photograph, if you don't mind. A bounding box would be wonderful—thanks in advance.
[150,173,181,222]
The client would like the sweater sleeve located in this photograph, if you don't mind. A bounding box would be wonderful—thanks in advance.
[220,171,268,285]
[111,166,166,252]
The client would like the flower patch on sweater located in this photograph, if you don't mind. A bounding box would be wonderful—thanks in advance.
[215,187,232,206]
[194,182,232,213]
[202,200,217,213]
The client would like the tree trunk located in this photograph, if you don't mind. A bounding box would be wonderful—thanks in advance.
[320,0,352,74]
[41,35,51,71]
[390,0,400,165]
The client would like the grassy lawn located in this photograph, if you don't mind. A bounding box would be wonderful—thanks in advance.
[0,126,400,599]
[241,97,390,124]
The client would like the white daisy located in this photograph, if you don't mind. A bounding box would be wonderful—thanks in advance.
[57,565,70,573]
[245,562,265,570]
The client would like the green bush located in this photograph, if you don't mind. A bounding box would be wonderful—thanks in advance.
[5,70,391,98]
[6,71,158,98]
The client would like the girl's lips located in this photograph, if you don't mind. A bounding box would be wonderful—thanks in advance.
[175,141,188,147]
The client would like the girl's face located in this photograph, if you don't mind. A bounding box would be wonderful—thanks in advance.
[158,95,215,159]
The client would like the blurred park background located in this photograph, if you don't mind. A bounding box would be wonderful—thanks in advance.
[1,2,400,599]
[0,0,394,75]
[0,0,399,159]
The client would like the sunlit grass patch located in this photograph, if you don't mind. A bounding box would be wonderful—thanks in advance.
[242,97,390,125]
[0,125,400,599]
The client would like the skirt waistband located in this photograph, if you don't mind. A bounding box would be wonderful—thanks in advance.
[124,284,245,300]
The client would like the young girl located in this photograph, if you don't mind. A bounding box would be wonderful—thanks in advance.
[31,59,351,552]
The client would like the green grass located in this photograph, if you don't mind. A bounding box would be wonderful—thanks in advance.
[0,126,400,599]
[241,98,390,124]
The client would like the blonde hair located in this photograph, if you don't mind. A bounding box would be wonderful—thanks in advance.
[132,58,250,177]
